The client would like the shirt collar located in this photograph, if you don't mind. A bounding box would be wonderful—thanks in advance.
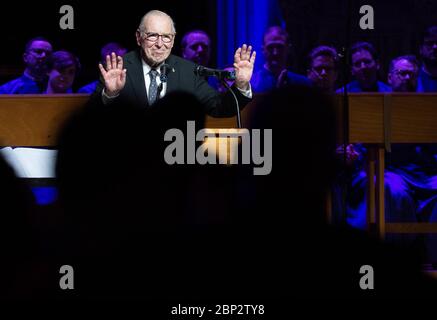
[142,59,163,74]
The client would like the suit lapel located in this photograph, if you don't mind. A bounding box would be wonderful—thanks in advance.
[126,50,148,106]
[165,55,178,95]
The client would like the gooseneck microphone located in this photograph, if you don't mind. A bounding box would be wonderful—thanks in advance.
[195,65,236,80]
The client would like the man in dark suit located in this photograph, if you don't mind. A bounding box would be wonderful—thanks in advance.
[96,10,256,117]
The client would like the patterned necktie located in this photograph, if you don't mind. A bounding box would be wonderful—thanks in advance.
[148,69,159,105]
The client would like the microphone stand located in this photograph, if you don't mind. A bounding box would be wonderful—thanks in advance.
[221,79,242,129]
[338,0,353,225]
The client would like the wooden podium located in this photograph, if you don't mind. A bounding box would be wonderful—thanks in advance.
[336,93,437,238]
[1,93,437,238]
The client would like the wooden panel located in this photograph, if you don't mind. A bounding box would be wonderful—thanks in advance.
[0,94,89,146]
[348,95,385,144]
[391,94,437,143]
[386,223,437,234]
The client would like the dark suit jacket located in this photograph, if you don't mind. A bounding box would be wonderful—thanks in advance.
[93,50,251,117]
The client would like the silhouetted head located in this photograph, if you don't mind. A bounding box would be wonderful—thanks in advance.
[248,85,337,227]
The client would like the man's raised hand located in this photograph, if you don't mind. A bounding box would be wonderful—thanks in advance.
[234,44,256,90]
[98,52,127,97]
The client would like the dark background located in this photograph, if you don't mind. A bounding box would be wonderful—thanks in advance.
[1,0,437,90]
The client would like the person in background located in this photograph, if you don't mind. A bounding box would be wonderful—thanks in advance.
[78,43,127,94]
[181,30,211,67]
[417,25,437,92]
[388,55,419,92]
[45,51,80,94]
[251,26,311,92]
[0,37,53,94]
[307,45,339,93]
[337,41,390,93]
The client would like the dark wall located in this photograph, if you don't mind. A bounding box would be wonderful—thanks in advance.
[279,0,437,78]
[0,0,216,88]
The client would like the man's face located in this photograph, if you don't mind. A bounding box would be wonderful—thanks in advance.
[182,32,211,66]
[48,65,76,93]
[420,35,437,67]
[23,40,53,76]
[388,59,418,92]
[351,49,379,85]
[136,15,175,67]
[307,55,338,92]
[262,32,288,69]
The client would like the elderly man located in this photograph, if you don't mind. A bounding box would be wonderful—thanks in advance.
[0,37,53,94]
[96,10,255,117]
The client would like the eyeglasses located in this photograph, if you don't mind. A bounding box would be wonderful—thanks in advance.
[352,59,375,68]
[392,69,417,78]
[140,31,175,43]
[310,66,335,75]
[28,48,52,56]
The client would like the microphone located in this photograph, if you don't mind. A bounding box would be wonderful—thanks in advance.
[195,65,236,80]
[159,63,175,82]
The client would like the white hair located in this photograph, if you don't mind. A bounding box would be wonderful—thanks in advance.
[138,10,176,34]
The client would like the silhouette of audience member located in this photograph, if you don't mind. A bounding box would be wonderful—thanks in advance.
[307,45,339,93]
[45,51,81,94]
[337,42,390,93]
[251,26,311,92]
[0,37,53,94]
[55,92,214,299]
[78,42,127,94]
[0,153,37,298]
[418,25,437,92]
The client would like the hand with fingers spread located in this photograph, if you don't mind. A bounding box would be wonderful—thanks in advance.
[99,52,127,97]
[234,44,256,90]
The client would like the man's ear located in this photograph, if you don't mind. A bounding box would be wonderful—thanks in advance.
[135,30,142,47]
[23,52,29,63]
[388,73,393,85]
